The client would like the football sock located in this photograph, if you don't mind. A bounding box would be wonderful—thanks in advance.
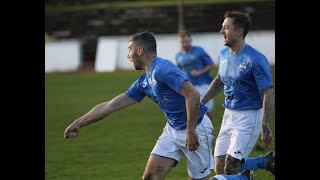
[214,174,248,180]
[240,156,267,171]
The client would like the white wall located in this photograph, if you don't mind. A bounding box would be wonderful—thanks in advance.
[95,30,275,72]
[95,38,119,72]
[45,40,82,73]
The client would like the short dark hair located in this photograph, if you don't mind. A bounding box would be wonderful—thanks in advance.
[178,31,191,38]
[224,11,251,38]
[129,31,157,54]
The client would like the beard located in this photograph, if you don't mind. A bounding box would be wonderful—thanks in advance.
[224,41,231,47]
[133,62,143,70]
[224,38,236,48]
[131,53,144,70]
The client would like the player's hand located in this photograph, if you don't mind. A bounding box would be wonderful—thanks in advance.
[191,70,202,77]
[64,122,80,139]
[261,124,273,147]
[185,130,200,151]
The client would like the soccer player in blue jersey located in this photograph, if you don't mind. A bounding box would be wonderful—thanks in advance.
[64,31,215,180]
[201,11,275,176]
[176,31,216,120]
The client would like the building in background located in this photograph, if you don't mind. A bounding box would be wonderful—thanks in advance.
[45,0,275,72]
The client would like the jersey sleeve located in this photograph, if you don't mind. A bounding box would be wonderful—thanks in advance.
[199,47,214,65]
[252,55,273,91]
[125,78,146,102]
[157,61,188,94]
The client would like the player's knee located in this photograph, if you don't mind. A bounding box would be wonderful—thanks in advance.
[224,163,241,175]
[142,172,154,180]
[142,170,163,180]
[224,154,241,175]
[214,162,224,174]
[214,157,225,174]
[214,168,224,175]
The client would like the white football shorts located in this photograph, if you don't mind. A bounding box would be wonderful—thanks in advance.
[214,108,262,160]
[195,84,214,112]
[151,115,215,179]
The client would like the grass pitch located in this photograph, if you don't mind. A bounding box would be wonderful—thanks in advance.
[45,66,275,180]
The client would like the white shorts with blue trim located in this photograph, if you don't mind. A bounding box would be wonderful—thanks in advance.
[214,108,263,160]
[151,115,215,179]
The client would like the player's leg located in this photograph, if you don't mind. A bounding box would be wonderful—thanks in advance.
[142,155,176,180]
[178,115,215,180]
[224,154,242,175]
[209,151,275,180]
[143,123,183,180]
[240,150,275,175]
[213,109,232,174]
[224,109,263,175]
[214,155,226,175]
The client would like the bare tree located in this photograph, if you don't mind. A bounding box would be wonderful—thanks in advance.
[177,0,184,32]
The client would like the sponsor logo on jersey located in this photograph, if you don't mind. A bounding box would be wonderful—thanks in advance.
[239,63,247,71]
[142,79,147,88]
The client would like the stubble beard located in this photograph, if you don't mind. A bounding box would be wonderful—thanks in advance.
[133,54,144,70]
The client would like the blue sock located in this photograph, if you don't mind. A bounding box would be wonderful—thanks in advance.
[215,174,248,180]
[240,156,267,171]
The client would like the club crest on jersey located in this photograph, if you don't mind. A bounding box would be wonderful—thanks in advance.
[142,79,147,88]
[190,55,196,61]
[239,63,247,71]
[152,74,157,85]
[222,59,227,64]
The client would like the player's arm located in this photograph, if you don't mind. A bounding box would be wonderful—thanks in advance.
[260,87,274,147]
[191,48,215,76]
[251,55,274,147]
[180,80,201,151]
[201,76,224,104]
[64,93,137,139]
[191,64,215,77]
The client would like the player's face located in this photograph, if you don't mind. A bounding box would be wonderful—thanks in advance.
[179,36,192,51]
[127,41,144,70]
[220,18,241,47]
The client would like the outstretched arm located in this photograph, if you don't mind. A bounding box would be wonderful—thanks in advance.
[180,81,201,151]
[201,76,224,104]
[260,87,274,147]
[64,93,137,139]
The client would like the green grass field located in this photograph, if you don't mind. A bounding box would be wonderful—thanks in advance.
[45,66,275,180]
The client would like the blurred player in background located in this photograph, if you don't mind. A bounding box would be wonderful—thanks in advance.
[64,31,215,180]
[176,31,216,120]
[201,11,275,176]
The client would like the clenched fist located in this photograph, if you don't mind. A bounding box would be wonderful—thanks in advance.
[64,123,80,139]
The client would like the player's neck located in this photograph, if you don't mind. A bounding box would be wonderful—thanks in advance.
[183,46,192,53]
[144,54,157,74]
[230,40,246,54]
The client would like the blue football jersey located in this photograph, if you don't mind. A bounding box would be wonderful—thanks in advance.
[176,46,214,86]
[217,44,273,110]
[125,56,207,130]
